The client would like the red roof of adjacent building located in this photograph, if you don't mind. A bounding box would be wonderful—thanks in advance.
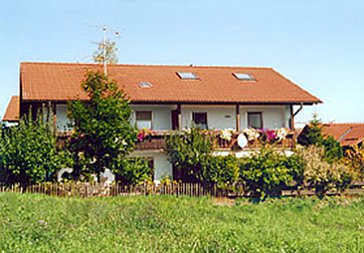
[322,123,364,147]
[20,62,322,104]
[2,96,19,122]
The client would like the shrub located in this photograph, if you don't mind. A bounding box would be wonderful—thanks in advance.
[296,145,354,196]
[284,153,305,187]
[204,155,241,188]
[344,144,364,179]
[114,157,153,185]
[165,128,213,182]
[239,147,297,199]
[322,136,343,163]
[0,110,60,185]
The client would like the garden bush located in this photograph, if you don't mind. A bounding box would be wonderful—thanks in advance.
[204,155,241,188]
[344,144,364,179]
[166,128,213,182]
[114,157,153,185]
[239,147,300,199]
[296,145,354,196]
[0,110,60,185]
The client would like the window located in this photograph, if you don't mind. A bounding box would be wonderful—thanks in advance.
[177,72,198,80]
[233,73,255,81]
[248,112,263,129]
[136,111,152,129]
[139,81,152,88]
[192,112,208,129]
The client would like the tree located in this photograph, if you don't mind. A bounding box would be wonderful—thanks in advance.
[298,114,343,163]
[298,113,324,146]
[93,39,118,64]
[0,109,60,185]
[67,71,136,181]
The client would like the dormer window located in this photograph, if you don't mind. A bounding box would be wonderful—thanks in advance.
[177,72,198,80]
[233,73,255,81]
[139,81,152,88]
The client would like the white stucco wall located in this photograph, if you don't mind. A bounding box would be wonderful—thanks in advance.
[181,105,236,130]
[131,151,172,183]
[131,104,175,130]
[180,105,289,130]
[55,103,290,132]
[240,105,289,129]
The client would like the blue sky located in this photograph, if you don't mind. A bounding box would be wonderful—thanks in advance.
[1,0,363,124]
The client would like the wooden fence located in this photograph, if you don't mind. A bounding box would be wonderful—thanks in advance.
[1,181,364,198]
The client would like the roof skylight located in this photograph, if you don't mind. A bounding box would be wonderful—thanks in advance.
[177,72,198,80]
[139,81,152,88]
[233,73,255,81]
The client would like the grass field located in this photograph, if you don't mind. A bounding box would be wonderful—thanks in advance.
[0,193,363,252]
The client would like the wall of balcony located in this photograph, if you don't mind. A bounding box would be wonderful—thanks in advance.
[240,105,290,129]
[181,105,236,130]
[131,104,175,130]
[54,103,292,133]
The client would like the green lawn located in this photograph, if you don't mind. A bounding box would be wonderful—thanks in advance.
[0,193,363,253]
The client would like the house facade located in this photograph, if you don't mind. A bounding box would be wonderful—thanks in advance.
[3,62,321,182]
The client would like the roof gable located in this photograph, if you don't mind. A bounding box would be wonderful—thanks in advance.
[3,96,19,122]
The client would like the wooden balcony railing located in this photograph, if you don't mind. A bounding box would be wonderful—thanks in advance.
[56,130,294,151]
[136,130,295,151]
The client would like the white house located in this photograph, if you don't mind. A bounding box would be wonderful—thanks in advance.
[3,62,321,182]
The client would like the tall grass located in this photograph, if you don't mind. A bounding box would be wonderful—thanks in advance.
[0,193,363,252]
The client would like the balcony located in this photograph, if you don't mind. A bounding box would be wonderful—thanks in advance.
[136,129,295,151]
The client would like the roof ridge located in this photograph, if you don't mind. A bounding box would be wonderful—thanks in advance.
[324,122,364,125]
[20,61,273,69]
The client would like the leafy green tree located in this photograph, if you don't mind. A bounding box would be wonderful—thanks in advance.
[0,110,60,185]
[67,71,136,181]
[93,39,118,64]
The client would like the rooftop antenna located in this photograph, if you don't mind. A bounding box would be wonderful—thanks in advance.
[86,23,121,76]
[100,25,120,76]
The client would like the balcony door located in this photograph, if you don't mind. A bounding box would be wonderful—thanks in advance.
[171,109,179,130]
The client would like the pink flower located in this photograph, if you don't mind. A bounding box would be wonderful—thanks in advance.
[137,130,145,142]
[265,129,276,141]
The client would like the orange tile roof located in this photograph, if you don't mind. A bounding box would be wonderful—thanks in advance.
[3,96,20,122]
[322,123,364,147]
[20,62,322,104]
